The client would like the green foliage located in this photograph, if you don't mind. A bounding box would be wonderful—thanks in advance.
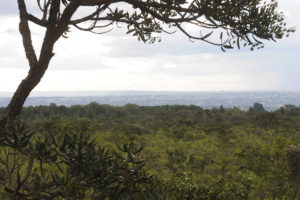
[0,120,155,199]
[286,144,300,181]
[252,112,278,129]
[249,102,265,113]
[37,0,294,50]
[1,103,300,199]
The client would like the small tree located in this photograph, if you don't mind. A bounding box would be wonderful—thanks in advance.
[286,144,300,182]
[0,0,294,133]
[249,102,265,113]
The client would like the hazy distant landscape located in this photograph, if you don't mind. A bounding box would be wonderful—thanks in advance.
[1,91,300,110]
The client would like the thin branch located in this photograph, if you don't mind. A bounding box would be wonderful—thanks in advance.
[78,0,122,6]
[175,22,221,46]
[70,4,110,24]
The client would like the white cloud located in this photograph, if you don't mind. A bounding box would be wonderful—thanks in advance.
[0,68,28,91]
[30,51,283,91]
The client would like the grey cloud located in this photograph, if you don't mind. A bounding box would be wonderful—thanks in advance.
[0,57,27,68]
[0,2,18,15]
[147,54,256,77]
[0,1,44,16]
[5,28,18,34]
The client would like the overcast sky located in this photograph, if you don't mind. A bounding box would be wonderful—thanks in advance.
[0,1,299,93]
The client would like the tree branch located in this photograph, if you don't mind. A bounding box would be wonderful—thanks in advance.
[17,0,38,69]
[78,0,120,6]
[26,14,47,27]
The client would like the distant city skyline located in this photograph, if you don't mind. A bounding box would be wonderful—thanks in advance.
[0,1,299,93]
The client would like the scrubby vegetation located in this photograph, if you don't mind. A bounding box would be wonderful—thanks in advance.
[0,103,300,199]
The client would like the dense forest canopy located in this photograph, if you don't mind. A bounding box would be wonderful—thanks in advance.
[0,103,299,199]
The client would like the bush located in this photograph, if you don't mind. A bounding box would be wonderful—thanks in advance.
[0,120,155,199]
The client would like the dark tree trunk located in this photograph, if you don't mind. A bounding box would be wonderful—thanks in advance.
[0,0,66,136]
[0,61,51,126]
[0,42,57,135]
[0,27,59,135]
[0,0,79,137]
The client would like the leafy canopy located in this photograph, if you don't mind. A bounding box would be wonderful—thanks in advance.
[30,0,294,50]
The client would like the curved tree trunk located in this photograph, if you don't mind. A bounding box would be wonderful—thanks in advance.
[0,61,51,126]
[0,0,76,136]
[0,38,56,135]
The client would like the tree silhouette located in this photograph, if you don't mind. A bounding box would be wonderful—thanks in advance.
[0,0,295,134]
